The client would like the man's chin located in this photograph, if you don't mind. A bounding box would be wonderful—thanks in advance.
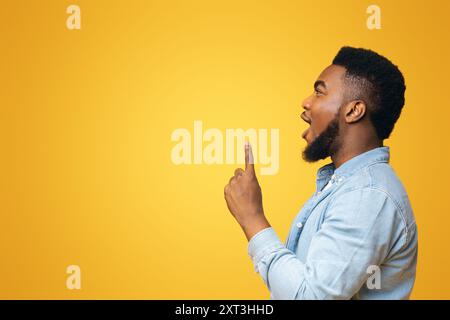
[302,146,318,163]
[302,141,330,163]
[302,154,318,163]
[301,116,340,163]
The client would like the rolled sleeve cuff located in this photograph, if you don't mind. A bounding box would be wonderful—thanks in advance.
[248,227,285,272]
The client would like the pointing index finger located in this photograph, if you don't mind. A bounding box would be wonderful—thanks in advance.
[245,141,255,173]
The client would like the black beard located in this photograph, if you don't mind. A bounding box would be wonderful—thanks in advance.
[302,116,340,162]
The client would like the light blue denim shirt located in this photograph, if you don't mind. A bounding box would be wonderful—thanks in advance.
[248,147,417,300]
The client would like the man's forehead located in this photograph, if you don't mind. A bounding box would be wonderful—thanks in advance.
[316,64,346,88]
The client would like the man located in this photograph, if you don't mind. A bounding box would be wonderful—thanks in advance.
[224,46,418,299]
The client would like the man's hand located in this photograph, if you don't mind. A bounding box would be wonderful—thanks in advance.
[224,142,271,241]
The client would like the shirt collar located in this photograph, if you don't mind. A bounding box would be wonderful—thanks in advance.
[315,146,390,191]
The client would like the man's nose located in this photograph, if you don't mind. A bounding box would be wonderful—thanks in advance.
[302,95,312,111]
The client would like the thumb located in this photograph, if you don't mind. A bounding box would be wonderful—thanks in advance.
[245,141,255,174]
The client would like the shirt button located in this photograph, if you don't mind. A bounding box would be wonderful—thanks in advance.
[296,222,303,228]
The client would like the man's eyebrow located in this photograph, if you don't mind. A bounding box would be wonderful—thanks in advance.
[314,80,327,90]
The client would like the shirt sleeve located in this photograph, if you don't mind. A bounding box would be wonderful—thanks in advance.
[247,187,406,299]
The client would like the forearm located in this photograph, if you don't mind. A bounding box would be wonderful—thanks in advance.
[248,227,317,299]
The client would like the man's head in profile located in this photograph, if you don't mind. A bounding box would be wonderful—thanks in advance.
[301,46,406,165]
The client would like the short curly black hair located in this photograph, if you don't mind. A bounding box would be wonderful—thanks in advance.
[332,46,406,140]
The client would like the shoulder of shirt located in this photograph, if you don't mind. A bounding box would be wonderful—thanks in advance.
[331,161,416,232]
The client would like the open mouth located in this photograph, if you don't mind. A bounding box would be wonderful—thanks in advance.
[300,112,311,141]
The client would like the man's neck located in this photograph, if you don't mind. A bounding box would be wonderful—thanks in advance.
[331,139,383,169]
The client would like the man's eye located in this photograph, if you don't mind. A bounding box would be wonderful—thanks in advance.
[314,90,322,96]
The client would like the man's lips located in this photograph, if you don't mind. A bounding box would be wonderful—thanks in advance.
[302,128,310,140]
[300,112,311,124]
[301,112,311,140]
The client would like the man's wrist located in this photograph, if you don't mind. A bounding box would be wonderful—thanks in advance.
[241,215,271,241]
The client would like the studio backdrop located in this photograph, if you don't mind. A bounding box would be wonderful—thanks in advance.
[1,0,449,299]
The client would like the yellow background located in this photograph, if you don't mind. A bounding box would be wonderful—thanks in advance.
[1,0,449,299]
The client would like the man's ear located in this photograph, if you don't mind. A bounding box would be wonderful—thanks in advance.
[343,100,366,123]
